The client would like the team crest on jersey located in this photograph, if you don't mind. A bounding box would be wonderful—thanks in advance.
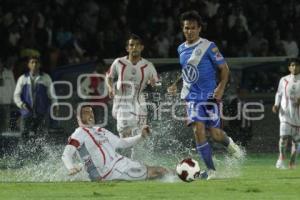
[195,48,202,56]
[182,64,199,84]
[214,52,224,61]
[131,68,137,75]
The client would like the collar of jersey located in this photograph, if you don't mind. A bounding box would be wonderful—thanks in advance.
[184,38,202,48]
[125,56,143,65]
[291,73,300,80]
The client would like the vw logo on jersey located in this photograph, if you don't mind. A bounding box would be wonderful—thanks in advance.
[182,64,199,84]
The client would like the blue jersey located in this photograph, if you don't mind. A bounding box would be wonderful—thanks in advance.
[178,38,226,102]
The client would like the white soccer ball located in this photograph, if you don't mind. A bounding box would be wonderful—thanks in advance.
[176,158,200,182]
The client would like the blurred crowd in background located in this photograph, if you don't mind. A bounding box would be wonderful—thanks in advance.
[2,0,297,152]
[0,0,299,76]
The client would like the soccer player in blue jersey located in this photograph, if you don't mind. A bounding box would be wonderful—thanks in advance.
[168,10,243,178]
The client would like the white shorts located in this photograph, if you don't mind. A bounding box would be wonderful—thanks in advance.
[280,122,300,142]
[104,157,147,181]
[112,98,147,135]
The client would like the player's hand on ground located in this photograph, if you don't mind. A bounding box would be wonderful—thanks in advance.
[167,84,177,95]
[272,105,279,113]
[213,87,224,100]
[148,77,157,87]
[68,164,82,176]
[141,125,151,138]
[108,87,115,98]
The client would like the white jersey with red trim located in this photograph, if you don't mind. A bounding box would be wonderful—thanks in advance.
[107,56,158,101]
[67,126,142,180]
[106,56,158,132]
[275,74,300,126]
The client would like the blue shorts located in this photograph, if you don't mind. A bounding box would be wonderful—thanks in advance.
[186,100,221,128]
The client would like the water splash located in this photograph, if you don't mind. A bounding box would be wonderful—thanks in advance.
[0,71,246,182]
[0,131,245,182]
[0,137,89,182]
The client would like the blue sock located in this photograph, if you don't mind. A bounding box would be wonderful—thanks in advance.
[196,142,215,170]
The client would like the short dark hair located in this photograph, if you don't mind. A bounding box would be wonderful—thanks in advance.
[126,33,143,46]
[287,58,300,66]
[74,104,93,116]
[180,10,203,27]
[27,55,40,62]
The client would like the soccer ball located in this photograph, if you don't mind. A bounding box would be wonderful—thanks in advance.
[176,158,200,182]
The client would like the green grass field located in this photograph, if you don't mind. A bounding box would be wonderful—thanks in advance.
[0,154,300,200]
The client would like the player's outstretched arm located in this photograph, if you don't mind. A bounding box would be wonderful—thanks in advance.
[116,126,151,149]
[62,145,82,176]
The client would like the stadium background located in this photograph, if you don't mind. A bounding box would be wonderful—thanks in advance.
[0,57,289,155]
[1,2,300,199]
[0,0,298,166]
[49,57,289,153]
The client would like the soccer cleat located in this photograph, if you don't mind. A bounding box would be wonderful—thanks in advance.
[288,161,296,169]
[207,170,217,180]
[196,170,216,180]
[198,170,208,180]
[276,159,287,169]
[227,137,245,159]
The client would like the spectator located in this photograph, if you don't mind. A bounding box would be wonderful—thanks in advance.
[80,59,109,104]
[269,29,286,56]
[227,18,249,56]
[13,55,57,139]
[1,0,300,61]
[206,15,227,52]
[282,32,299,58]
[203,0,220,19]
[248,29,268,56]
[154,33,170,58]
[0,59,16,133]
[255,40,271,57]
[227,6,250,35]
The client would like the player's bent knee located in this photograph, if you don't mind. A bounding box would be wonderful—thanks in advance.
[280,136,290,145]
[280,135,291,140]
[209,127,225,142]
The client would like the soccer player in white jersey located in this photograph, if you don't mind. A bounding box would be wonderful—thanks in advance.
[106,34,158,157]
[62,105,168,181]
[273,58,300,169]
[167,11,243,178]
